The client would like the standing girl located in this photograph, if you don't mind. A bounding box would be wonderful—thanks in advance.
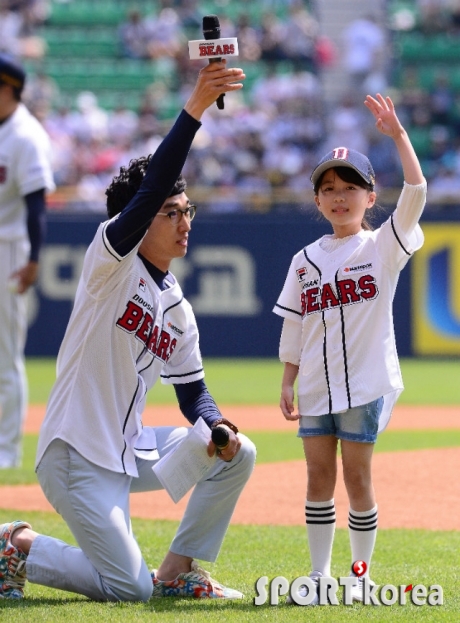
[273,94,426,604]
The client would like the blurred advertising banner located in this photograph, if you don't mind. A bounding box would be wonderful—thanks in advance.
[413,223,460,355]
[26,212,419,358]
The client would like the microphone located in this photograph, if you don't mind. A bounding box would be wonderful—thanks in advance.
[211,426,230,451]
[188,20,238,105]
[203,14,225,110]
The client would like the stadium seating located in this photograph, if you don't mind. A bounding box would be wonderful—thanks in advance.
[43,28,119,58]
[33,0,296,113]
[30,1,178,110]
[46,2,126,27]
[387,0,460,182]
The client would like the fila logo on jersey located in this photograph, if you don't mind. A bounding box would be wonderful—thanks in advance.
[296,267,308,282]
[138,278,146,292]
[301,274,378,315]
[116,300,177,362]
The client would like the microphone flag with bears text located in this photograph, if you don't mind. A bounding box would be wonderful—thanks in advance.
[188,14,239,110]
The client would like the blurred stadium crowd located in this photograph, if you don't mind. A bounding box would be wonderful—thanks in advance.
[2,0,460,212]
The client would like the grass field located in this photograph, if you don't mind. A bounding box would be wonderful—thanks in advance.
[0,512,459,622]
[25,357,460,406]
[0,357,458,620]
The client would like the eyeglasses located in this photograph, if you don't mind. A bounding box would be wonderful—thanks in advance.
[156,205,197,224]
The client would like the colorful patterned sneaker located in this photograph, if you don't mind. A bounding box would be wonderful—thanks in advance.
[350,575,376,602]
[0,520,31,599]
[286,571,321,605]
[151,561,244,599]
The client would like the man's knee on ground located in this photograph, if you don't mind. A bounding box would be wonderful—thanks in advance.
[107,569,153,602]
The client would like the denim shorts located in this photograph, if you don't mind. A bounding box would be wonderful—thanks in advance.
[298,397,384,443]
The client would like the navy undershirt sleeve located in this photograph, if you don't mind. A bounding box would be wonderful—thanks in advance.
[24,188,46,262]
[174,379,223,428]
[106,110,201,256]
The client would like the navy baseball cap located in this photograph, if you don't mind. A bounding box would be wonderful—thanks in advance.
[310,147,376,188]
[0,53,26,94]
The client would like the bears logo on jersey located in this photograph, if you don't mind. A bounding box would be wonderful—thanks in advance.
[300,274,378,316]
[116,299,177,363]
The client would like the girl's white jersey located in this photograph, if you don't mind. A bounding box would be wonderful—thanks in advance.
[36,219,204,476]
[274,191,425,432]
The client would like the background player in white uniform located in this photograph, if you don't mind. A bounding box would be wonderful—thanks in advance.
[0,61,256,601]
[0,53,54,468]
[273,94,426,604]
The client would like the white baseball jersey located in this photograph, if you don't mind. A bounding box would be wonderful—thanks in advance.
[36,219,204,477]
[0,102,54,467]
[0,103,55,240]
[274,188,425,432]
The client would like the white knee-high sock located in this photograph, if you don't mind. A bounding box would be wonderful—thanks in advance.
[348,506,378,578]
[305,499,336,577]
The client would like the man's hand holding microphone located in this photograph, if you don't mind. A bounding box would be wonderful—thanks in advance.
[185,14,243,121]
[207,422,242,462]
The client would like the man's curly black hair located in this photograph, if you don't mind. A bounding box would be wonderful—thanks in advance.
[105,155,187,218]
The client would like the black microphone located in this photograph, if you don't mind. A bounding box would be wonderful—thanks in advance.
[202,14,225,110]
[211,426,230,450]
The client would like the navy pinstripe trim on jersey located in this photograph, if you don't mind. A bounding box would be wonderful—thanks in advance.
[163,296,183,315]
[390,213,411,256]
[102,220,122,261]
[273,302,302,316]
[304,249,333,413]
[161,367,204,380]
[138,359,154,374]
[120,444,128,474]
[136,350,149,366]
[120,379,139,473]
[335,269,352,409]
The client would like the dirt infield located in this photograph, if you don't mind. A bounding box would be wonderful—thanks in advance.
[1,404,459,530]
[22,403,460,434]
